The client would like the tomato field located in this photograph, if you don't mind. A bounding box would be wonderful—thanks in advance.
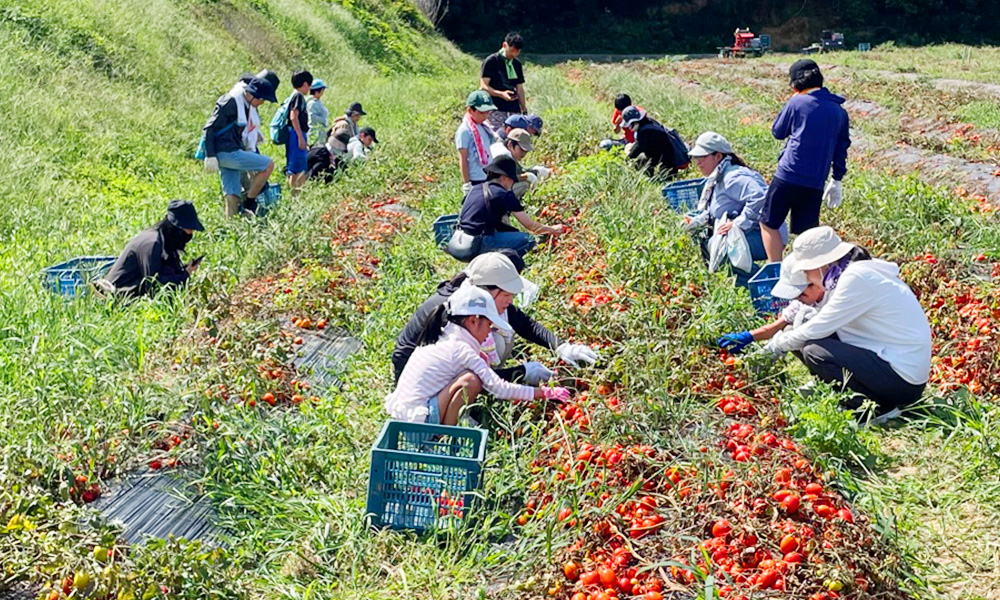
[2,2,1000,597]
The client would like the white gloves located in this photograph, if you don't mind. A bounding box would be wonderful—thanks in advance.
[525,171,539,185]
[824,180,843,208]
[461,182,473,195]
[624,142,634,156]
[523,361,556,385]
[557,343,599,367]
[681,210,710,232]
[204,157,220,174]
[533,165,551,181]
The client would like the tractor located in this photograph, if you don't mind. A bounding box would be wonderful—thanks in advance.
[718,28,771,58]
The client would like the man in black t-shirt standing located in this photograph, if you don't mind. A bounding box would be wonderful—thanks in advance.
[480,33,527,134]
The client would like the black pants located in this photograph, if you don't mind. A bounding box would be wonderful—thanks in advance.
[795,336,925,412]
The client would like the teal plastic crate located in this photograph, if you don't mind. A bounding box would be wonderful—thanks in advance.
[748,262,788,314]
[42,256,117,297]
[662,177,707,212]
[256,183,281,216]
[366,420,487,532]
[432,214,459,247]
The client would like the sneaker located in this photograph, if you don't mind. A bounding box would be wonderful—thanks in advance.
[795,381,818,397]
[873,406,902,426]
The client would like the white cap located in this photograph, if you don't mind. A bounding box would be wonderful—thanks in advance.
[792,226,854,271]
[770,255,810,300]
[688,131,734,158]
[464,253,526,294]
[448,284,512,332]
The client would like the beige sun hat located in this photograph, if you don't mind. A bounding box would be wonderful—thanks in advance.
[791,226,854,271]
[464,252,526,294]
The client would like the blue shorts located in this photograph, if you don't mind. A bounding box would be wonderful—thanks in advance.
[285,128,308,174]
[216,150,273,196]
[425,395,441,424]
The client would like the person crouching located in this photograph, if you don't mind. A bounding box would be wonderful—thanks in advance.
[385,285,570,426]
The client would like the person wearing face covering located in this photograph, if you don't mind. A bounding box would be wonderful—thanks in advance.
[392,251,599,385]
[100,200,205,297]
[763,226,931,419]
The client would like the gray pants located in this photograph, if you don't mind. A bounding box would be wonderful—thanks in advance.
[796,336,925,412]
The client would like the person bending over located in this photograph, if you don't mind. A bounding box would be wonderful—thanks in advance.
[392,251,598,384]
[100,200,204,298]
[385,285,569,426]
[446,156,567,261]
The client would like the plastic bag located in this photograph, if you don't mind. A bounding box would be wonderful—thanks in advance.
[517,278,540,309]
[707,216,729,273]
[726,223,753,273]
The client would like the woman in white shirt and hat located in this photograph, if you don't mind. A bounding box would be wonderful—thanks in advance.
[764,226,931,417]
[386,285,570,426]
[717,253,825,353]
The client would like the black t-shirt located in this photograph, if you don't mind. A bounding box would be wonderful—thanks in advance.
[287,92,309,133]
[458,182,524,235]
[480,52,525,113]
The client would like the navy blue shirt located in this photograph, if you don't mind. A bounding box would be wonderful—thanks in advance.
[772,88,851,190]
[458,182,524,236]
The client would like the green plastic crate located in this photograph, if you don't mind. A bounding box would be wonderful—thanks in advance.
[366,420,487,532]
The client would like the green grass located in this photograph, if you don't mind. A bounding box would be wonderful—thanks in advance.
[3,4,1000,598]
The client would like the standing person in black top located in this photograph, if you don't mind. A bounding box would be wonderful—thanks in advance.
[284,70,313,194]
[392,251,598,383]
[480,33,527,134]
[98,200,204,298]
[446,156,567,261]
[621,106,690,178]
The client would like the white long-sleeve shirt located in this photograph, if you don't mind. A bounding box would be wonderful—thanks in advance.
[767,260,931,385]
[345,136,368,163]
[385,323,534,422]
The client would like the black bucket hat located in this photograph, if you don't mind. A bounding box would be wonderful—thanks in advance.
[245,77,277,103]
[255,69,280,92]
[484,155,519,180]
[166,200,205,232]
[347,102,367,116]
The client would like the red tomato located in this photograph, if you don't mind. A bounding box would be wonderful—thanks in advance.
[563,561,580,581]
[756,569,779,589]
[837,508,854,523]
[579,571,600,586]
[558,507,573,521]
[645,593,663,600]
[599,566,617,588]
[805,483,824,495]
[784,552,804,564]
[712,520,732,538]
[781,494,801,514]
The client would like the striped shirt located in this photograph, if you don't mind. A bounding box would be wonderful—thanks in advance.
[385,323,535,422]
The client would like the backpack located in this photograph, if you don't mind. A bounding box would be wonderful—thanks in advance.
[269,94,295,145]
[194,121,237,160]
[666,128,690,168]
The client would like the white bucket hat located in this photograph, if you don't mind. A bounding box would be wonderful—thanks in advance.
[792,226,854,271]
[688,131,734,158]
[448,284,512,332]
[770,255,810,300]
[464,253,526,294]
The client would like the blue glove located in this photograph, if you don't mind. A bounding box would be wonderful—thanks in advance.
[718,331,754,354]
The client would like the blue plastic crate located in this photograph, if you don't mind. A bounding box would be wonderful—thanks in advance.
[747,262,789,314]
[256,183,281,216]
[367,420,487,532]
[42,256,117,297]
[432,214,459,247]
[662,177,707,212]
